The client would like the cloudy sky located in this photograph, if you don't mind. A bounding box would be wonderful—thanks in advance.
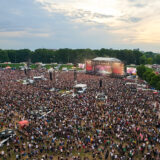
[0,0,160,52]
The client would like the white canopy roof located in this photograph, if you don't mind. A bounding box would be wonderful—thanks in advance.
[48,68,54,72]
[92,57,121,62]
[74,84,87,88]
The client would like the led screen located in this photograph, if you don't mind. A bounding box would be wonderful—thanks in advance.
[112,63,124,75]
[95,65,112,74]
[127,67,137,74]
[86,61,93,71]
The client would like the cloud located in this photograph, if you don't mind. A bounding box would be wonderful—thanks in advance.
[0,30,50,38]
[0,0,160,52]
[34,0,160,44]
[35,0,116,27]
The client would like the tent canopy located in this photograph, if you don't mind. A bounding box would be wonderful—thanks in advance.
[5,66,11,69]
[153,92,158,94]
[18,120,29,127]
[74,84,87,88]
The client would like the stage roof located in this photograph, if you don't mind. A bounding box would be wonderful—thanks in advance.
[92,57,121,62]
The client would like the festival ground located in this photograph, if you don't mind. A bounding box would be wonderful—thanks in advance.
[0,69,160,160]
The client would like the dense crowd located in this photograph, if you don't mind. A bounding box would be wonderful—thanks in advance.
[0,68,160,160]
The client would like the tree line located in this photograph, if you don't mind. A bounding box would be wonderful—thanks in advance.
[0,48,160,65]
[137,65,160,90]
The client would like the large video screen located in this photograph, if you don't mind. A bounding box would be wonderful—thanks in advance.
[95,65,112,74]
[127,67,137,74]
[78,63,85,69]
[86,61,93,71]
[112,63,124,75]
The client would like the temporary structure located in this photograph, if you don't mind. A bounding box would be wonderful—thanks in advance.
[18,120,29,127]
[5,66,11,69]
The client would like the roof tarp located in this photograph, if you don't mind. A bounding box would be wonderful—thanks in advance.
[18,120,29,127]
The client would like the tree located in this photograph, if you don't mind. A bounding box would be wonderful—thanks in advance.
[133,50,143,65]
[156,81,160,90]
[137,65,147,78]
[7,49,31,63]
[32,49,55,63]
[142,69,153,81]
[16,49,31,63]
[0,48,158,65]
[155,54,160,64]
[139,55,147,64]
[7,50,17,63]
[146,72,155,83]
[0,50,9,62]
[146,57,153,64]
[150,74,160,87]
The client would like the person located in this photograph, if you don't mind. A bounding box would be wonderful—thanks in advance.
[0,69,160,159]
[105,150,109,159]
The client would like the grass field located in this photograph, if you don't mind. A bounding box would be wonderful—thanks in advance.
[0,63,24,69]
[0,63,84,71]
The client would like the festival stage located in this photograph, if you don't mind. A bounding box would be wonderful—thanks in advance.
[86,57,124,75]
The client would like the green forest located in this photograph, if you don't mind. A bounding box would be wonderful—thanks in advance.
[0,48,160,65]
[137,65,160,90]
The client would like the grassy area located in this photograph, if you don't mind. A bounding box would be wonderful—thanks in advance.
[77,68,84,70]
[30,64,38,69]
[0,63,24,69]
[44,64,58,69]
[0,63,83,71]
[59,64,73,70]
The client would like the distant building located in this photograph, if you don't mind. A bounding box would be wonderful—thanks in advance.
[145,64,152,68]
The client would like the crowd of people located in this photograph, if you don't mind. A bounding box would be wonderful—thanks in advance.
[0,68,160,160]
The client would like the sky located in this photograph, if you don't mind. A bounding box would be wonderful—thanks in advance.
[0,0,160,52]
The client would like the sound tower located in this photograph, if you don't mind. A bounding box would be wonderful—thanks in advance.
[49,72,53,81]
[99,79,102,88]
[74,70,77,81]
[24,69,27,75]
